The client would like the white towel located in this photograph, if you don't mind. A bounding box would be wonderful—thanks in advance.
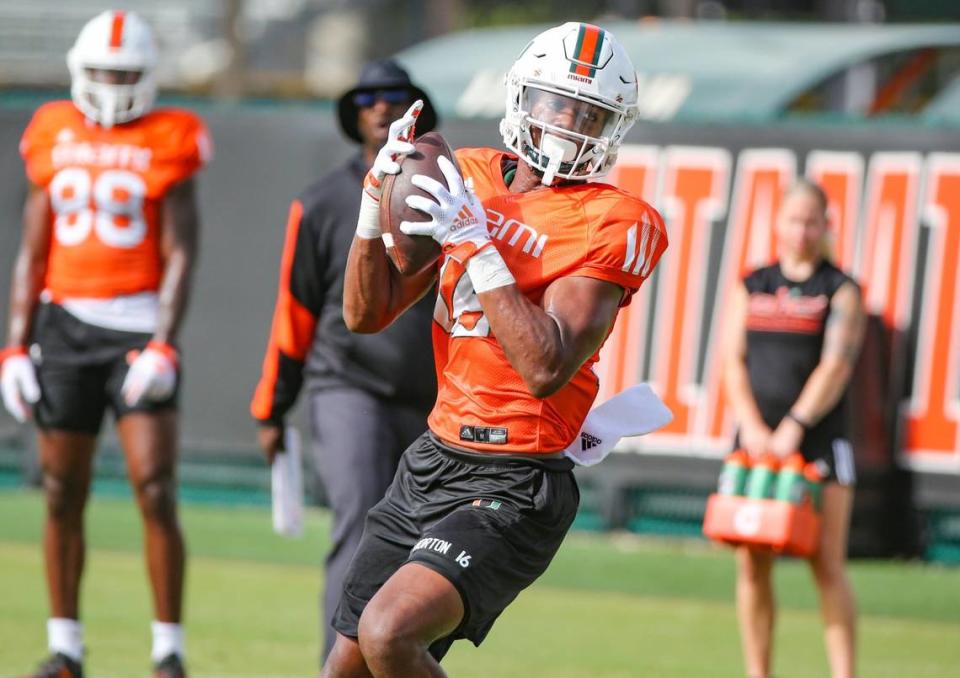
[271,426,304,538]
[563,383,673,467]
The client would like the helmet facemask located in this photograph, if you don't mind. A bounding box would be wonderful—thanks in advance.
[517,86,626,185]
[69,66,155,128]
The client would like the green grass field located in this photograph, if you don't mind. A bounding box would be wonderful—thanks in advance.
[1,490,957,677]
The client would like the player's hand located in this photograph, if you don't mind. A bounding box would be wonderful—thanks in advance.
[357,100,423,240]
[739,418,772,459]
[364,100,423,202]
[0,349,41,423]
[768,416,805,459]
[401,156,489,252]
[257,423,284,465]
[121,342,178,407]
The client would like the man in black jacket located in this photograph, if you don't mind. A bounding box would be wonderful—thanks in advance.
[250,59,438,660]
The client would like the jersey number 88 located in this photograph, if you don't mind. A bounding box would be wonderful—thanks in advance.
[48,167,147,249]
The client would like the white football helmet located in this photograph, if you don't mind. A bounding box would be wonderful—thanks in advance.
[67,10,159,127]
[500,22,639,185]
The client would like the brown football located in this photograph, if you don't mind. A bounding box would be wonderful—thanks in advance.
[379,131,459,276]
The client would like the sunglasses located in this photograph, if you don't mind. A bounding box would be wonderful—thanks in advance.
[353,89,411,107]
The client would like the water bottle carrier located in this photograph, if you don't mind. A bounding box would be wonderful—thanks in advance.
[702,494,821,557]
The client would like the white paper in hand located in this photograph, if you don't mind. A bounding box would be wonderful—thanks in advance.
[563,383,673,467]
[271,426,304,538]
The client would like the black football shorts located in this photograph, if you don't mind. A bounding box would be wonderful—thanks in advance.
[331,431,579,660]
[30,303,179,435]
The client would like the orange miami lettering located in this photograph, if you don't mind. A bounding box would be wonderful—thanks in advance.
[597,144,960,471]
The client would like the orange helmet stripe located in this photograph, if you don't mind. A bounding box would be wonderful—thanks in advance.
[109,11,126,49]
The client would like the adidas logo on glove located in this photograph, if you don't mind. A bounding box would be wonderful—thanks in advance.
[452,205,480,230]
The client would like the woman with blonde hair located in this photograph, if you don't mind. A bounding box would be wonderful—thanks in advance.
[723,179,866,678]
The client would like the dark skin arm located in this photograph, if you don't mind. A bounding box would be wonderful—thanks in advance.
[342,235,436,333]
[153,178,200,346]
[5,184,51,348]
[478,277,623,398]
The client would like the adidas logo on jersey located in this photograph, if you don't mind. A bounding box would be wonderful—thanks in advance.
[580,432,602,451]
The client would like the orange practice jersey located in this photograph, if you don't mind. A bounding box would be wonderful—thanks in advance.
[20,101,211,299]
[428,148,668,454]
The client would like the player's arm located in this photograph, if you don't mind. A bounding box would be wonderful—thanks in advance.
[342,236,435,333]
[721,283,771,456]
[0,184,49,422]
[153,177,199,346]
[477,276,622,398]
[5,184,51,348]
[784,281,865,426]
[119,178,199,408]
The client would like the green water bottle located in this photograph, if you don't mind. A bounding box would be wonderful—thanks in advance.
[774,453,807,504]
[745,453,780,499]
[718,449,751,496]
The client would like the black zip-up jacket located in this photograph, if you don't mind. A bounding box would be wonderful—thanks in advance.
[251,153,437,426]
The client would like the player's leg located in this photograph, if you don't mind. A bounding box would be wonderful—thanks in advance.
[116,409,186,671]
[322,435,434,677]
[323,634,374,678]
[37,429,97,668]
[735,545,776,678]
[116,411,183,619]
[29,303,111,674]
[358,563,463,678]
[354,440,580,674]
[809,482,856,678]
[309,389,407,661]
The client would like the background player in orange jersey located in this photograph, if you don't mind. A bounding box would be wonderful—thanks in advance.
[0,10,210,678]
[322,22,667,676]
[723,180,865,678]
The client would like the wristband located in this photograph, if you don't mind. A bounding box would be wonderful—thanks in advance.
[0,346,28,364]
[465,245,516,294]
[146,341,180,368]
[355,189,382,240]
[786,411,812,430]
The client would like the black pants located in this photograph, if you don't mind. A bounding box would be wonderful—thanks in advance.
[308,387,428,660]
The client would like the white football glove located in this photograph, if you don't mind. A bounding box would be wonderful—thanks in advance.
[401,156,489,251]
[356,100,423,240]
[0,350,41,423]
[121,342,178,407]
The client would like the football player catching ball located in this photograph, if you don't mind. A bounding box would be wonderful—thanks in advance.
[324,22,668,676]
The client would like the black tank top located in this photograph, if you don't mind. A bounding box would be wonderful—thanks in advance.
[743,259,858,451]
